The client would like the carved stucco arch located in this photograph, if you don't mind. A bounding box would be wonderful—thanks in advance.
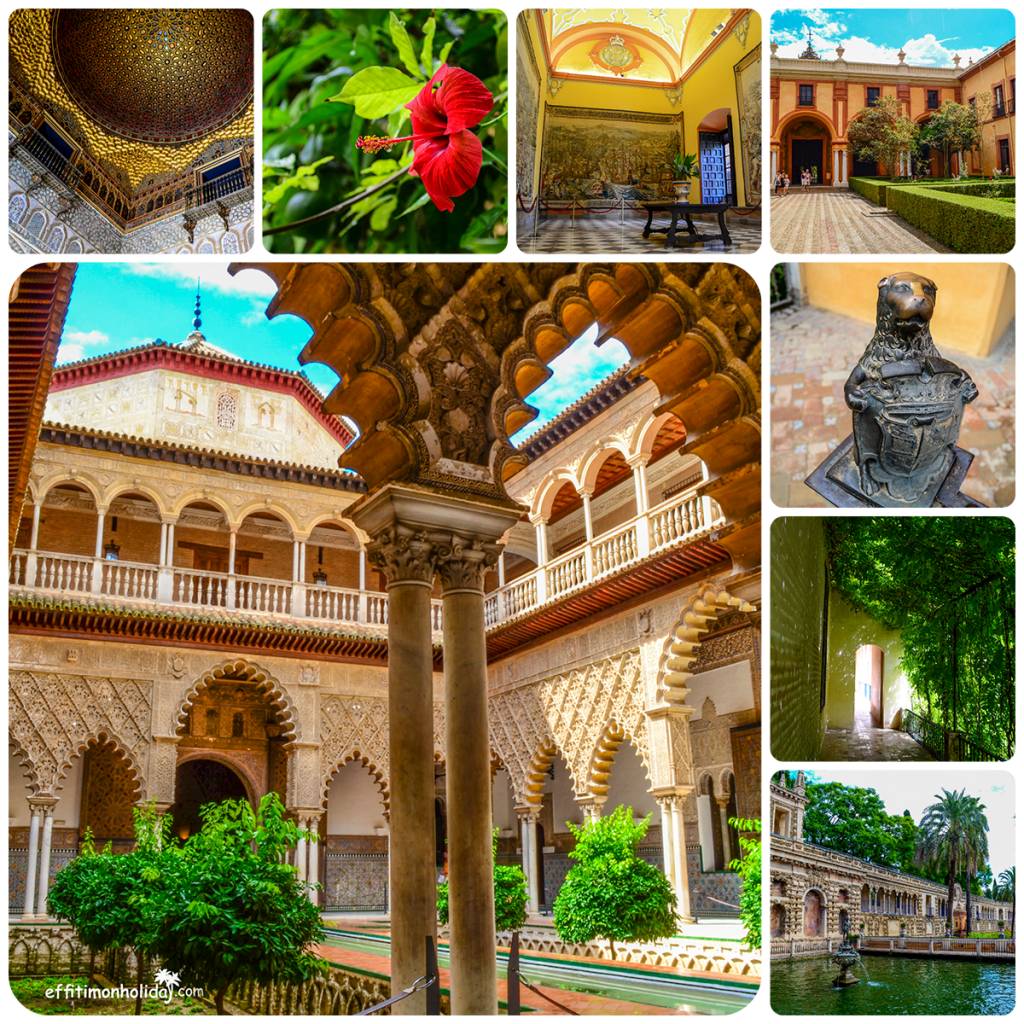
[101,480,168,515]
[321,753,390,811]
[633,411,679,458]
[304,512,366,549]
[318,695,445,813]
[9,733,41,797]
[657,585,756,706]
[586,720,652,803]
[173,658,301,746]
[232,498,302,536]
[235,260,759,569]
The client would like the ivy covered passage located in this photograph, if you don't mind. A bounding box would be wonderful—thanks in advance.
[824,518,1014,759]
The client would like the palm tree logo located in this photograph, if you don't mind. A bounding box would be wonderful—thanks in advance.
[154,968,181,990]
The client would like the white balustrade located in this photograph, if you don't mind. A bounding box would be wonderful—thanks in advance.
[101,560,159,600]
[11,486,720,631]
[306,585,362,623]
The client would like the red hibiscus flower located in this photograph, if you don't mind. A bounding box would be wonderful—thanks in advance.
[357,64,493,212]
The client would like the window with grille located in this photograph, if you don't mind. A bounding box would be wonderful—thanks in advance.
[798,84,814,106]
[866,87,880,107]
[216,393,237,429]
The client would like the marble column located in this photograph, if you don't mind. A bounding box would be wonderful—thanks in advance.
[360,519,438,1016]
[579,490,594,541]
[517,807,541,913]
[438,536,502,1015]
[306,816,321,903]
[670,796,694,923]
[36,805,56,919]
[22,802,42,919]
[25,500,43,587]
[658,797,676,893]
[91,507,108,594]
[295,822,308,883]
[353,485,520,1015]
[716,796,733,866]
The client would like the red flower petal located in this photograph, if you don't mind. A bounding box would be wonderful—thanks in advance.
[434,66,493,134]
[403,64,493,212]
[410,129,483,212]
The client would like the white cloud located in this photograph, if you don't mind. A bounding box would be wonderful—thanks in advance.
[113,263,279,298]
[56,329,110,364]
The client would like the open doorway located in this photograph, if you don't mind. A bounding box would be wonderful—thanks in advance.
[855,644,884,727]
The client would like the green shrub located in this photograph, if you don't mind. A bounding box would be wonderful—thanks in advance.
[849,177,887,205]
[884,186,1015,253]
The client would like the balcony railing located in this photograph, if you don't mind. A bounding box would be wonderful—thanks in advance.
[10,126,83,194]
[199,168,249,206]
[10,488,718,636]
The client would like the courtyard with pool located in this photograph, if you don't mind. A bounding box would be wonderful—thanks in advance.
[770,770,1015,1015]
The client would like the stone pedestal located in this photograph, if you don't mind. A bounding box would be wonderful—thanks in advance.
[806,434,986,508]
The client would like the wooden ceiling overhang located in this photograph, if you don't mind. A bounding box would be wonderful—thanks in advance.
[230,261,762,571]
[9,263,77,559]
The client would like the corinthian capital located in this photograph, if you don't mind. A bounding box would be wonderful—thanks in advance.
[435,535,500,593]
[366,525,438,585]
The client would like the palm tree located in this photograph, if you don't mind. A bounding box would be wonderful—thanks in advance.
[997,867,1015,937]
[915,788,990,936]
[962,797,989,935]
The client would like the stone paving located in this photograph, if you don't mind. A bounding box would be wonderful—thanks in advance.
[771,187,953,254]
[770,304,1015,508]
[819,709,938,762]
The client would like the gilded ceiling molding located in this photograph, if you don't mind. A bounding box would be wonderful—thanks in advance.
[9,8,254,187]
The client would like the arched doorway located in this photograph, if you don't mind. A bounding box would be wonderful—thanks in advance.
[771,903,787,938]
[780,114,834,184]
[175,667,294,821]
[168,758,249,841]
[803,888,826,936]
[80,740,141,853]
[855,644,884,727]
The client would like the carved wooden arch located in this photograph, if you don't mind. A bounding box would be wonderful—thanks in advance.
[232,261,759,570]
[173,658,300,746]
[658,585,756,706]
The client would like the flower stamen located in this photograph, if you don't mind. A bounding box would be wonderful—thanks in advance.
[356,134,415,153]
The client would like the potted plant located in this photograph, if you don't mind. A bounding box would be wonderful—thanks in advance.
[661,153,701,201]
[899,921,907,936]
[998,920,1006,938]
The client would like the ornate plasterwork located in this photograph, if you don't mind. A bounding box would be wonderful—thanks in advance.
[658,586,755,706]
[173,659,300,746]
[9,671,152,798]
[10,9,255,187]
[319,695,447,809]
[489,650,651,807]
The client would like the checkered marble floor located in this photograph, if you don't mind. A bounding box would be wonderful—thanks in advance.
[517,213,761,255]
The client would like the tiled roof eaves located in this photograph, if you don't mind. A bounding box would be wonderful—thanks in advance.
[39,422,368,493]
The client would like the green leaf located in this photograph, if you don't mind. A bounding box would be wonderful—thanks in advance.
[390,12,425,80]
[370,195,399,231]
[460,200,506,247]
[438,39,455,67]
[364,159,400,176]
[495,23,509,74]
[263,156,334,206]
[332,66,422,119]
[465,236,508,254]
[397,189,433,218]
[421,16,436,70]
[387,107,411,138]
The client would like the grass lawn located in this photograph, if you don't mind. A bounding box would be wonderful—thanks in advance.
[11,976,213,1016]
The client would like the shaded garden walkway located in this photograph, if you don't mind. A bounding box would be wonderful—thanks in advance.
[819,709,938,762]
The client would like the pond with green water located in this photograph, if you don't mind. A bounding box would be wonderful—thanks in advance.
[771,954,1015,1015]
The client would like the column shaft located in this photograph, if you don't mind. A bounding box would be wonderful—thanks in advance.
[36,809,55,918]
[388,581,437,1016]
[442,587,497,1015]
[671,801,694,923]
[94,512,106,558]
[307,820,320,902]
[159,522,168,565]
[30,502,42,549]
[228,531,237,574]
[23,806,41,918]
[295,829,308,883]
[528,816,541,912]
[659,800,676,892]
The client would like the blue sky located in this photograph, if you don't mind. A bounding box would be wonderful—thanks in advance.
[807,769,1015,879]
[58,263,626,446]
[771,9,1015,64]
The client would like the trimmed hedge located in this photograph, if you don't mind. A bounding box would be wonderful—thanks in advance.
[849,177,887,205]
[884,186,1015,253]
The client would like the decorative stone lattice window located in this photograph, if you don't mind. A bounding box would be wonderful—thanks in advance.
[216,393,237,429]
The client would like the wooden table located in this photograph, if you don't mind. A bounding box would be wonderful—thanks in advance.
[641,202,731,246]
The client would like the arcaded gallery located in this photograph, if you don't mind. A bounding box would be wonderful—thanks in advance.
[8,9,255,254]
[10,262,762,1014]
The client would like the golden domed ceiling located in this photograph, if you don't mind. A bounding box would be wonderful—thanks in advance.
[52,9,253,145]
[542,8,745,85]
[9,8,254,189]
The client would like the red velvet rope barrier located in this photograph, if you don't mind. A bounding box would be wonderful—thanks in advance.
[516,193,539,213]
[522,195,762,217]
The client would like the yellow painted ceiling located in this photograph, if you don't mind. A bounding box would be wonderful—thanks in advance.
[544,8,737,84]
[10,8,254,191]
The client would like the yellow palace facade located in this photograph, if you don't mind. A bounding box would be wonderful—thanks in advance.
[770,35,1015,183]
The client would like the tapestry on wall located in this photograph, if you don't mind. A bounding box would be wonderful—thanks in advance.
[515,18,541,201]
[540,106,680,202]
[733,44,762,203]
